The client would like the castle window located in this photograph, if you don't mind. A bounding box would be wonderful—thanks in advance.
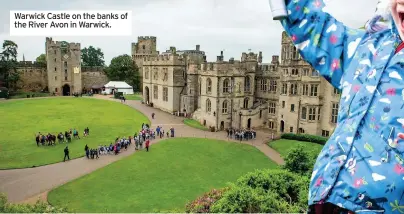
[309,107,316,121]
[223,78,230,93]
[269,80,277,93]
[65,77,67,81]
[55,76,57,80]
[303,68,309,76]
[55,88,58,92]
[282,101,285,108]
[163,87,168,102]
[290,104,295,112]
[318,108,321,120]
[222,100,228,114]
[260,79,267,91]
[283,69,288,75]
[291,69,298,75]
[301,107,307,120]
[302,84,309,96]
[269,102,276,114]
[153,85,158,99]
[206,99,211,112]
[281,83,287,94]
[311,70,319,77]
[322,130,330,137]
[290,126,293,133]
[142,45,145,49]
[331,103,339,123]
[268,121,274,129]
[310,84,318,96]
[54,58,56,62]
[207,78,212,93]
[153,69,158,80]
[290,83,298,95]
[64,61,67,67]
[243,98,249,109]
[333,88,341,95]
[244,76,251,92]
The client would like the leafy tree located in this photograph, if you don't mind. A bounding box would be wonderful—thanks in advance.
[209,169,309,213]
[0,193,68,213]
[105,54,140,91]
[283,145,317,175]
[35,54,46,65]
[0,40,20,89]
[81,46,105,67]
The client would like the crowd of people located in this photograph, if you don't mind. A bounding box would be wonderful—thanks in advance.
[35,127,89,146]
[226,128,257,141]
[82,123,173,160]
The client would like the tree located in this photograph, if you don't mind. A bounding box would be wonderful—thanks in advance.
[105,54,140,91]
[283,145,318,175]
[0,40,20,89]
[81,46,105,67]
[36,54,46,65]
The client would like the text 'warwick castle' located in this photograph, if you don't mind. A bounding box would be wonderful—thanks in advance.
[16,32,339,136]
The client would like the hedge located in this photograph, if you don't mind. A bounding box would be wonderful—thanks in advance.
[281,133,328,145]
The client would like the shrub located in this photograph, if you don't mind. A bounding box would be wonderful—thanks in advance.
[185,188,229,213]
[0,193,68,213]
[281,133,328,145]
[283,145,314,175]
[209,169,309,213]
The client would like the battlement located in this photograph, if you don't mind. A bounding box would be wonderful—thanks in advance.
[241,52,258,62]
[46,37,80,49]
[138,36,157,41]
[143,53,184,62]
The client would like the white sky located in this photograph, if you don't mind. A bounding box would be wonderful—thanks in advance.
[0,0,378,65]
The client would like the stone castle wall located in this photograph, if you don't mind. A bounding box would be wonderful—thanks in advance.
[15,61,108,92]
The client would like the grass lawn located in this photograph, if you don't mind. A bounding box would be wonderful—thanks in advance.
[124,94,142,100]
[268,139,323,157]
[0,97,149,169]
[183,118,209,131]
[48,138,276,212]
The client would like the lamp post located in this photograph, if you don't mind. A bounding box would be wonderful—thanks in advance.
[239,112,242,129]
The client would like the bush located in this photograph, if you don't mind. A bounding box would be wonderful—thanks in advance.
[209,169,309,213]
[185,188,229,213]
[283,145,316,175]
[281,133,328,145]
[0,193,68,213]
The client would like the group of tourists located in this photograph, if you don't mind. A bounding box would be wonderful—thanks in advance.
[226,128,257,141]
[35,127,89,146]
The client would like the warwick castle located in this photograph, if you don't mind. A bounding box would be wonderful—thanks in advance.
[15,32,339,136]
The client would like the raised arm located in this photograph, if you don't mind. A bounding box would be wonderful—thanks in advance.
[281,0,365,89]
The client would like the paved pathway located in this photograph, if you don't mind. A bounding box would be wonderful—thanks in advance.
[0,96,283,204]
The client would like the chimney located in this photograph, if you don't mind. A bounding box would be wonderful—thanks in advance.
[196,45,200,51]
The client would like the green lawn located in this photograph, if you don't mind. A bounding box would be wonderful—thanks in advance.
[183,119,209,131]
[48,138,276,212]
[125,94,142,100]
[0,97,149,169]
[268,139,323,157]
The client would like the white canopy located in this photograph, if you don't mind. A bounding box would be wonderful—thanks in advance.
[104,81,133,89]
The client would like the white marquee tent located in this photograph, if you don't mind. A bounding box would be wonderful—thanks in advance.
[103,81,134,95]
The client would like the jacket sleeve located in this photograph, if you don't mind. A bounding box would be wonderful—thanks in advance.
[281,0,365,89]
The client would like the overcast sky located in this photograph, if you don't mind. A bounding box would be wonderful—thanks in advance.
[0,0,378,65]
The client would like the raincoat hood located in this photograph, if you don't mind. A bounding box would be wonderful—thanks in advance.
[366,0,401,37]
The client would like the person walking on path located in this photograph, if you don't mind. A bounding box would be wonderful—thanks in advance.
[63,146,70,162]
[152,113,155,119]
[145,139,150,152]
[85,144,89,158]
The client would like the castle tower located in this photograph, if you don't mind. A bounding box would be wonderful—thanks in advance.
[131,36,158,91]
[46,37,82,95]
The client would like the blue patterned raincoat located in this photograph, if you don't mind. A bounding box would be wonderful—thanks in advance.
[281,0,404,213]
